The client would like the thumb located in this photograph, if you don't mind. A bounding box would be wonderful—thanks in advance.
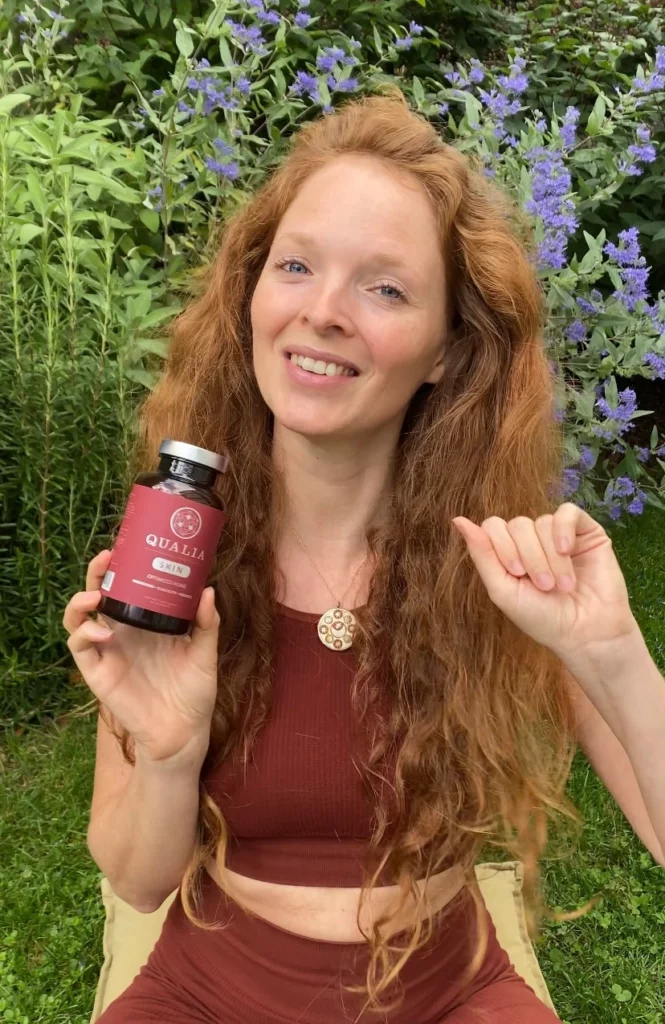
[188,586,220,659]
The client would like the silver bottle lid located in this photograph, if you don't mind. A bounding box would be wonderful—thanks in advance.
[158,439,229,474]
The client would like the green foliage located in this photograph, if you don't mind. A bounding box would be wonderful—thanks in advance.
[0,0,664,726]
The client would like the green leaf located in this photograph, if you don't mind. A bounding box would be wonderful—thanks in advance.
[578,247,601,274]
[219,35,234,68]
[25,170,47,215]
[71,167,140,203]
[135,337,170,356]
[0,93,31,115]
[20,124,56,157]
[125,367,159,390]
[176,28,194,58]
[139,209,160,232]
[586,95,606,136]
[272,68,287,98]
[318,77,331,108]
[653,227,665,242]
[140,306,181,328]
[412,76,425,106]
[18,223,43,244]
[372,24,383,56]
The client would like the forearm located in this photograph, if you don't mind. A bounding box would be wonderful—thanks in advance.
[562,628,665,857]
[87,746,204,913]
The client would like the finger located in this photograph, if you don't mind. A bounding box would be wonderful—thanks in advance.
[85,549,113,593]
[62,589,103,635]
[188,587,221,671]
[66,618,114,682]
[504,516,574,590]
[480,517,528,576]
[534,515,576,589]
[552,502,580,554]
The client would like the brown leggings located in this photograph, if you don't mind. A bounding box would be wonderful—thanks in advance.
[97,868,560,1023]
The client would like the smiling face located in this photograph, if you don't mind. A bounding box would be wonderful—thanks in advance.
[250,154,449,442]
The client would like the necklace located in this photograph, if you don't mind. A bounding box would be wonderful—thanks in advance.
[289,526,367,651]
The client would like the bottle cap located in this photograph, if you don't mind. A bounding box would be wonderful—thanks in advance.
[158,439,229,474]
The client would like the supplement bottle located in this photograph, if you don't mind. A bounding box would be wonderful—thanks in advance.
[98,439,228,635]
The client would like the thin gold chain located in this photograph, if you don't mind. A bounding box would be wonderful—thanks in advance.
[289,526,368,609]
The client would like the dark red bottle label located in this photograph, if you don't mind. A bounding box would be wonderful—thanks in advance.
[101,483,226,621]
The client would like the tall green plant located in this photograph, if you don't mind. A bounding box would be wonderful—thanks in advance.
[0,101,176,724]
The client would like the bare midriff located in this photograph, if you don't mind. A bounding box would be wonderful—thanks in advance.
[204,856,467,942]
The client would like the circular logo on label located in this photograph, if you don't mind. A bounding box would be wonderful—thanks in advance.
[170,506,202,540]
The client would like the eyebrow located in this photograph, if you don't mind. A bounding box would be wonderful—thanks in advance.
[274,230,422,281]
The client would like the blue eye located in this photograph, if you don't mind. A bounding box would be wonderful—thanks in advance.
[376,281,406,302]
[272,258,407,303]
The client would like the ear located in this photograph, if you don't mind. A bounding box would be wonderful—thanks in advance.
[424,340,446,385]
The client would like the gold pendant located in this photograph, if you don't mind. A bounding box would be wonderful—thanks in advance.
[317,606,357,651]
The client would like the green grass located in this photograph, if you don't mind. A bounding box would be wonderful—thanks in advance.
[1,505,664,1023]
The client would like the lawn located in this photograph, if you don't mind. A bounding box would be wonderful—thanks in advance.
[1,505,664,1024]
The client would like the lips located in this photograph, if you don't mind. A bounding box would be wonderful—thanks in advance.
[284,348,360,374]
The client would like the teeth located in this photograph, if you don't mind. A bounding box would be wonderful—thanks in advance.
[289,353,356,377]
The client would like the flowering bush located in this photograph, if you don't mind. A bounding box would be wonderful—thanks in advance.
[1,0,664,722]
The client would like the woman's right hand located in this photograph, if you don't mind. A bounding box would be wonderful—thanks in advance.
[63,550,220,766]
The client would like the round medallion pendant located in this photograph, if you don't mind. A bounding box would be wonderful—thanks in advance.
[317,606,357,651]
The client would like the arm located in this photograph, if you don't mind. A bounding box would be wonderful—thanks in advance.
[563,655,665,869]
[87,711,206,912]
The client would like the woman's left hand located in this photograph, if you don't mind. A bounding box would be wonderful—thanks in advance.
[451,503,640,665]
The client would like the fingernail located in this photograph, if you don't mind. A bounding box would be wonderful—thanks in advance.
[536,573,555,588]
[510,560,526,575]
[558,574,575,590]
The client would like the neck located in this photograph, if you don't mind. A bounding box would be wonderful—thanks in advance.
[272,422,396,565]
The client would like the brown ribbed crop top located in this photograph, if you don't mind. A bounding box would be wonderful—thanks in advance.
[202,603,406,887]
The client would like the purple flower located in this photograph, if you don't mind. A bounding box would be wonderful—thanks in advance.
[523,145,578,270]
[409,21,423,35]
[152,88,166,98]
[294,11,310,27]
[147,185,163,198]
[47,9,65,19]
[289,71,320,102]
[205,156,240,180]
[445,71,466,88]
[213,138,235,156]
[561,467,581,498]
[643,352,665,379]
[328,75,358,93]
[566,319,587,343]
[317,52,336,72]
[620,125,657,176]
[577,446,596,471]
[632,46,665,93]
[603,227,651,312]
[468,59,485,84]
[178,100,196,116]
[497,55,529,95]
[559,106,579,149]
[439,102,449,117]
[226,18,268,56]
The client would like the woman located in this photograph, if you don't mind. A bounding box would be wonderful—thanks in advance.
[64,87,659,1023]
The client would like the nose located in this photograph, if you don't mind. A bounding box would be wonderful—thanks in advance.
[299,279,355,337]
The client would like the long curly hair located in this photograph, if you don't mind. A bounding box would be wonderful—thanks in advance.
[103,85,599,1017]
